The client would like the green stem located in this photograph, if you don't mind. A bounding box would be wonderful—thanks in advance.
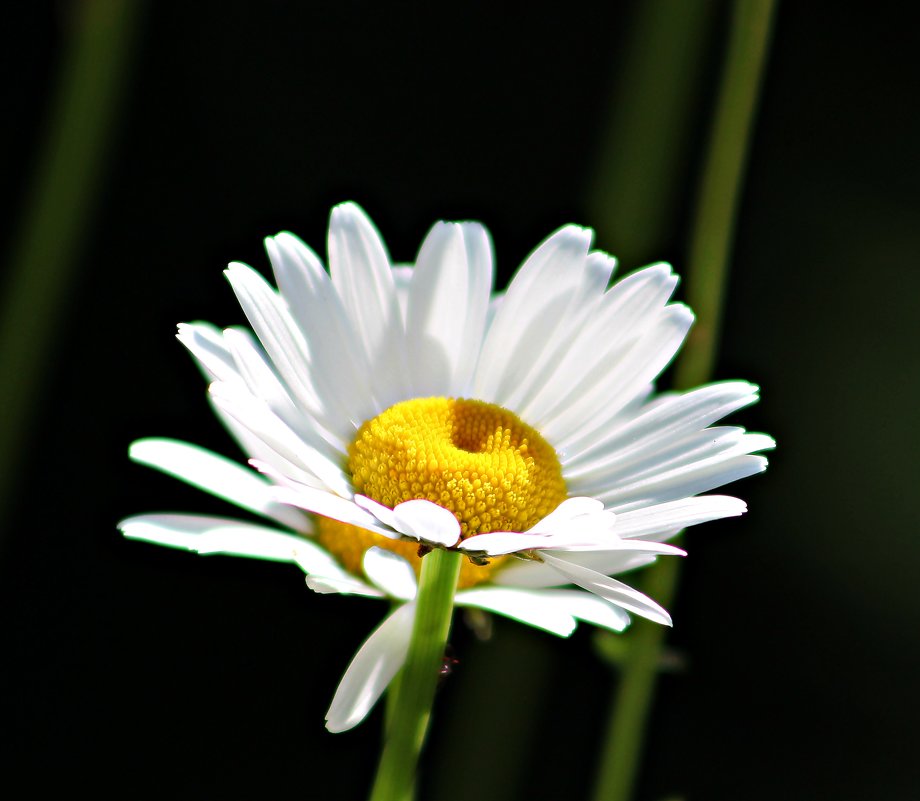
[591,3,777,801]
[676,0,779,391]
[369,548,462,801]
[0,0,142,533]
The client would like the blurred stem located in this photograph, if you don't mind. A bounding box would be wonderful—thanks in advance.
[675,0,779,390]
[591,3,777,801]
[0,0,142,533]
[587,0,719,269]
[369,549,461,801]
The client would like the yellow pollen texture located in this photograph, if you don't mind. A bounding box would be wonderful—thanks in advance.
[316,397,568,589]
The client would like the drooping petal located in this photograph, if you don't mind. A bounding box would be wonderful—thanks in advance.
[455,587,577,636]
[305,575,384,598]
[363,548,417,601]
[538,551,674,626]
[536,589,631,632]
[325,603,416,733]
[494,550,661,589]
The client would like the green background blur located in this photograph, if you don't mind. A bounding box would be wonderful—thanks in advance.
[1,2,918,799]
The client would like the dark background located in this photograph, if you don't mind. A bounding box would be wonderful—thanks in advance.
[2,2,918,799]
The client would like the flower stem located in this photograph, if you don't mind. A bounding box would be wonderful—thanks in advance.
[590,3,777,801]
[369,548,462,801]
[0,0,142,532]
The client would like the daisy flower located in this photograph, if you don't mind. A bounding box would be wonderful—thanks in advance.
[119,202,773,732]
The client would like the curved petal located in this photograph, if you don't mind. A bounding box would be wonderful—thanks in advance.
[538,551,674,626]
[494,550,660,589]
[455,587,577,637]
[363,547,417,601]
[325,603,416,733]
[536,589,631,632]
[392,499,462,547]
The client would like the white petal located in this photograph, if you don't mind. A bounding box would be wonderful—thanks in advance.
[457,532,546,556]
[272,486,399,539]
[520,263,678,429]
[538,552,673,626]
[119,513,310,562]
[306,575,383,598]
[599,454,770,512]
[406,221,492,396]
[222,326,346,459]
[288,536,359,578]
[363,547,417,601]
[460,529,684,557]
[326,603,416,733]
[568,427,773,496]
[499,250,616,414]
[493,551,657,587]
[527,497,606,531]
[327,202,411,409]
[541,304,694,446]
[176,322,238,382]
[392,500,462,547]
[563,380,760,466]
[353,494,398,529]
[224,262,334,433]
[391,265,413,321]
[210,381,352,497]
[536,589,631,632]
[610,496,747,540]
[455,587,577,637]
[266,232,377,429]
[474,225,593,404]
[129,438,308,530]
[494,550,660,588]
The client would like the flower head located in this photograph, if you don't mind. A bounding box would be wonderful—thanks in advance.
[120,202,773,731]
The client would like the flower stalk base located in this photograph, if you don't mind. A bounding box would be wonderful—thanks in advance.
[369,548,462,801]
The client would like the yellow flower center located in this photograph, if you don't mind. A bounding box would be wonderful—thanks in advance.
[315,397,567,589]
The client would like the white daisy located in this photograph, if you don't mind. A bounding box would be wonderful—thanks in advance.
[119,201,773,732]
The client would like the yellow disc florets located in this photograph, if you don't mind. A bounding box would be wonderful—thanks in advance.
[315,397,567,589]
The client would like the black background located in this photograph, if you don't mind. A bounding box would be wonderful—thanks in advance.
[2,2,919,799]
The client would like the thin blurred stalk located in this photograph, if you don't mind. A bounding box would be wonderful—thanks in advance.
[587,0,720,269]
[0,0,142,532]
[591,3,777,801]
